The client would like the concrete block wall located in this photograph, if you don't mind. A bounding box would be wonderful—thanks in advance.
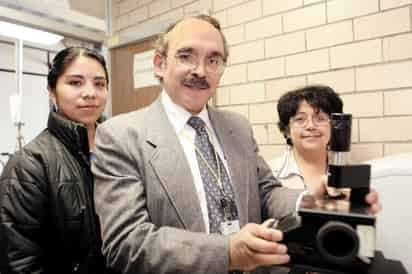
[111,0,204,34]
[111,0,412,163]
[213,0,412,163]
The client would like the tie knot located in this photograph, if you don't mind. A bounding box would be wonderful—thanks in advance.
[188,116,207,134]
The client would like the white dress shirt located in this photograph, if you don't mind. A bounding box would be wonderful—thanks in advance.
[161,91,233,233]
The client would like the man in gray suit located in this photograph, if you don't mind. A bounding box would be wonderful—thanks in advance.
[92,15,380,274]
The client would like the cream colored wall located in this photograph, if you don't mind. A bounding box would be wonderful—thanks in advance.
[213,0,412,163]
[111,0,412,163]
[111,0,207,35]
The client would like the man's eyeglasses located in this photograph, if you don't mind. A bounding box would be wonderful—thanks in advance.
[172,52,226,75]
[290,113,330,128]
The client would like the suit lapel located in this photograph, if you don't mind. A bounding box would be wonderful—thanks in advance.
[208,108,249,227]
[145,100,205,232]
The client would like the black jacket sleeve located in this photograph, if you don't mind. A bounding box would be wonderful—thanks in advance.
[0,150,49,274]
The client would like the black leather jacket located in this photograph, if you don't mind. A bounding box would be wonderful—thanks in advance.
[0,112,108,274]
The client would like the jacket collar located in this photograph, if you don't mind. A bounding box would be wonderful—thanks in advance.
[144,99,249,228]
[47,111,90,162]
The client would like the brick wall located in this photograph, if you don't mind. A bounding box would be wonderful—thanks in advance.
[111,0,206,36]
[213,0,412,163]
[111,0,412,163]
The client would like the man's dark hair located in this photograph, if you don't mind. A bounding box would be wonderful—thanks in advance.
[47,47,109,91]
[277,85,343,145]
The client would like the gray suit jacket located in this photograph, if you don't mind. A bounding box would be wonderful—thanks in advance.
[92,99,300,274]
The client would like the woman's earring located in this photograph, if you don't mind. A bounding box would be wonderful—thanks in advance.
[50,99,58,112]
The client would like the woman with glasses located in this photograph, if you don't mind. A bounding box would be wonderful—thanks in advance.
[268,85,343,196]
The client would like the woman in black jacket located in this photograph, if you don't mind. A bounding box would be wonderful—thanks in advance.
[0,47,110,274]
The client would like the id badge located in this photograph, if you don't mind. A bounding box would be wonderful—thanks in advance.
[220,220,240,235]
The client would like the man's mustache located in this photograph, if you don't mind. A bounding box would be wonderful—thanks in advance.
[182,77,210,89]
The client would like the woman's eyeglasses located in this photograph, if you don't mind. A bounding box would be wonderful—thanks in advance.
[290,113,330,128]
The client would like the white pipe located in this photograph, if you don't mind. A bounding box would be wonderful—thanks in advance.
[14,38,24,151]
[15,38,23,98]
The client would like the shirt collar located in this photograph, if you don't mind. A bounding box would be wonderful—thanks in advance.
[161,90,212,133]
[277,147,302,179]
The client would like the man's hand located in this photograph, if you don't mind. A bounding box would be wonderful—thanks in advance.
[229,219,289,272]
